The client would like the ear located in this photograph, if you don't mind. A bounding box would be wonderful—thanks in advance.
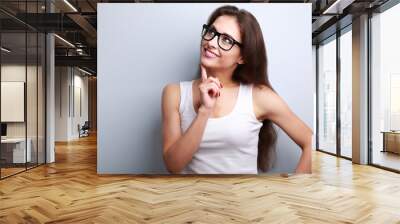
[237,56,244,65]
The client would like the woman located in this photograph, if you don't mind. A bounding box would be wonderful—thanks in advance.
[161,5,312,174]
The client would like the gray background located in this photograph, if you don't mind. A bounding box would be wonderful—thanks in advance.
[97,3,313,174]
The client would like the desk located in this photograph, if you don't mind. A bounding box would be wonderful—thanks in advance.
[381,131,400,154]
[1,138,31,163]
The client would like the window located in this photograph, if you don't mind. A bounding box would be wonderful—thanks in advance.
[339,28,352,158]
[318,36,337,154]
[0,1,47,179]
[370,2,400,171]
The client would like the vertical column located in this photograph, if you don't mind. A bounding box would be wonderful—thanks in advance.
[352,14,369,164]
[46,1,55,163]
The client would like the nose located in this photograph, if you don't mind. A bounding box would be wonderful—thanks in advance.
[207,35,219,49]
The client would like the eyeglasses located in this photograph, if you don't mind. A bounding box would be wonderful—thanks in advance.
[201,24,242,51]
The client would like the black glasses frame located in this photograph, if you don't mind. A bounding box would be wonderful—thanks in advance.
[201,24,242,51]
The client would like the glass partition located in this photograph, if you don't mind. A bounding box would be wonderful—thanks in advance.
[339,27,352,158]
[370,3,400,171]
[0,1,46,179]
[1,31,28,177]
[317,35,337,155]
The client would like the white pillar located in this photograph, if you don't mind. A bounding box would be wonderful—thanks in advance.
[352,14,369,164]
[46,1,55,163]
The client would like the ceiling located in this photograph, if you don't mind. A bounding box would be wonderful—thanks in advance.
[0,0,392,74]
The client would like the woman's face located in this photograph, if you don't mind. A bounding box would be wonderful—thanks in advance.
[200,15,244,71]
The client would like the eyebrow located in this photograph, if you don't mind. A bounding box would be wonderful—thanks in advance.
[210,25,237,40]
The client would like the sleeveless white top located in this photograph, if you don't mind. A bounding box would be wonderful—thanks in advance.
[179,80,263,174]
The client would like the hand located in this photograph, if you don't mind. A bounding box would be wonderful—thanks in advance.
[198,64,223,114]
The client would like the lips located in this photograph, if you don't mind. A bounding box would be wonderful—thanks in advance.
[203,47,218,58]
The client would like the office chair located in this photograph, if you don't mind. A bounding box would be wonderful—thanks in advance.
[79,121,90,138]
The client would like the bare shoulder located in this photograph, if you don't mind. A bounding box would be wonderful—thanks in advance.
[253,84,275,98]
[162,83,180,96]
[253,84,280,107]
[253,84,286,120]
[162,83,180,110]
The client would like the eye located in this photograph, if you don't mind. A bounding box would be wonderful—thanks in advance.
[221,35,234,45]
[207,30,215,36]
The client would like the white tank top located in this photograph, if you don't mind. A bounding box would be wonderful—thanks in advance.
[179,80,263,174]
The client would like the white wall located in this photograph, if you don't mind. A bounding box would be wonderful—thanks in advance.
[1,65,41,138]
[55,67,89,141]
[312,45,317,151]
[55,66,69,141]
[72,72,89,138]
[1,63,46,164]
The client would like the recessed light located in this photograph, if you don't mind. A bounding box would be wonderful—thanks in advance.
[54,34,75,48]
[78,67,93,76]
[1,47,11,53]
[63,0,78,12]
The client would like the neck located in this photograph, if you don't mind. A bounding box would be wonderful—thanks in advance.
[205,67,239,87]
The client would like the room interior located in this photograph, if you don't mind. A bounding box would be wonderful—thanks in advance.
[0,0,399,222]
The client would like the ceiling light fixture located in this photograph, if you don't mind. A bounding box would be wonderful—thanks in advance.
[78,67,93,76]
[54,34,75,48]
[63,0,78,12]
[1,47,11,53]
[322,0,354,15]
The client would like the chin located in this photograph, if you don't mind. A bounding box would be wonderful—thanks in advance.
[200,58,219,69]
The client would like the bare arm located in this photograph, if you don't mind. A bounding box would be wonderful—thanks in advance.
[255,86,313,174]
[161,83,212,173]
[162,69,222,174]
[162,63,223,173]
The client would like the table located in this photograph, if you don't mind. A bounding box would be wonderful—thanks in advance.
[1,138,32,163]
[381,131,400,154]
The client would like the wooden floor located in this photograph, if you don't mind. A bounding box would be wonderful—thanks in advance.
[1,163,46,178]
[372,150,400,171]
[1,134,400,223]
[0,167,26,178]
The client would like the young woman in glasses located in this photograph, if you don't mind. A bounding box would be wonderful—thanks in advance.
[162,5,312,174]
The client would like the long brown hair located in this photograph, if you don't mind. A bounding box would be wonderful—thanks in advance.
[203,5,277,172]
